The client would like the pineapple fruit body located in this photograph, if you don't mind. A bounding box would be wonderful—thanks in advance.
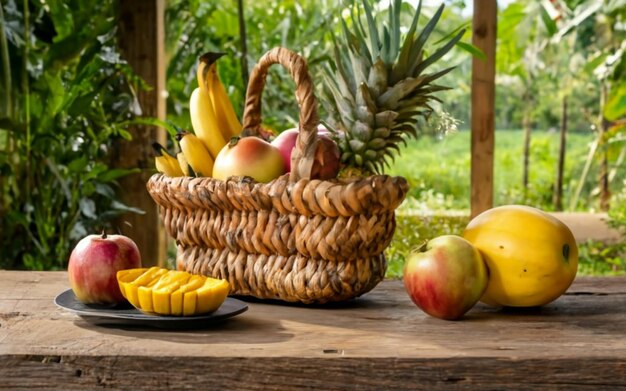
[322,0,464,175]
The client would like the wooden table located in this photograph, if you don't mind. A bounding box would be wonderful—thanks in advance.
[1,271,625,390]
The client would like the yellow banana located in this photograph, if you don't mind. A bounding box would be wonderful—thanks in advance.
[206,62,242,140]
[190,59,227,159]
[177,152,191,177]
[152,142,184,177]
[177,131,214,177]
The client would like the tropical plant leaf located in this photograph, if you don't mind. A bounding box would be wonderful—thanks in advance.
[456,41,486,60]
[605,80,626,121]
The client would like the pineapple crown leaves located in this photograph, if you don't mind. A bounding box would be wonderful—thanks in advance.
[322,0,465,175]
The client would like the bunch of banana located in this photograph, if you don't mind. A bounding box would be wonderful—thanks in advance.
[190,52,242,159]
[153,132,214,178]
[176,131,214,177]
[152,143,184,177]
[153,52,242,178]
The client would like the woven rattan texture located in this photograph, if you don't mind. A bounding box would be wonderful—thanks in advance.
[148,174,407,303]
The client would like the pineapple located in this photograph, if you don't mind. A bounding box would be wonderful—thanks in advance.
[321,0,464,175]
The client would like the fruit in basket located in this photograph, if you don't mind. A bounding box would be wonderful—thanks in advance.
[190,52,241,158]
[190,78,227,159]
[68,232,142,305]
[272,129,299,171]
[213,136,285,182]
[463,205,578,307]
[204,53,242,141]
[311,133,341,180]
[272,127,341,179]
[403,235,488,320]
[176,131,214,177]
[152,142,184,177]
[321,1,464,175]
[117,267,230,316]
[176,151,191,176]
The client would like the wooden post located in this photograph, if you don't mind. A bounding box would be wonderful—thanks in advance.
[470,0,497,218]
[599,83,611,211]
[554,95,567,210]
[114,0,167,266]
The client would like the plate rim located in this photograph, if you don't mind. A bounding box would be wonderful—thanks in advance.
[54,288,248,323]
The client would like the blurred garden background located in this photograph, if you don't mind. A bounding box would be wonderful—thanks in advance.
[0,0,625,274]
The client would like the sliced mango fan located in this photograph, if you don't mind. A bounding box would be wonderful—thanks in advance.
[117,267,230,316]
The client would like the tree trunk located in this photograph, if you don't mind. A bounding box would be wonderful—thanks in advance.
[114,0,167,266]
[553,95,567,211]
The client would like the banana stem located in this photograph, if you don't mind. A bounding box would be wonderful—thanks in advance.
[0,2,12,118]
[152,142,165,156]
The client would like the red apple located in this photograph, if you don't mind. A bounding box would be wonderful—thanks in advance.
[68,231,142,304]
[272,127,341,179]
[403,235,488,320]
[272,128,299,172]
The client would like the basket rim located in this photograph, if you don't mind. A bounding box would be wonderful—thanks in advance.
[146,172,409,217]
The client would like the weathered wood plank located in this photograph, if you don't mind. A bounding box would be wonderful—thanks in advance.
[470,0,497,218]
[0,272,625,389]
[1,356,624,390]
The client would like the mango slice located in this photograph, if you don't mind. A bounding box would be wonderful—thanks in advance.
[116,267,230,316]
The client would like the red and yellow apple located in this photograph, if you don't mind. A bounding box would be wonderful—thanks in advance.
[403,235,488,320]
[68,231,142,304]
[212,136,286,183]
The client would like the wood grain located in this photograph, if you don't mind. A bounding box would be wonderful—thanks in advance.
[470,0,497,218]
[1,271,625,389]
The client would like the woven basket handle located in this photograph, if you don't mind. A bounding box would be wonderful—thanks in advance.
[241,47,319,182]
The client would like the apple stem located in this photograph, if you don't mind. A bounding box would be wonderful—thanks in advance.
[228,136,240,148]
[101,229,107,240]
[415,240,428,253]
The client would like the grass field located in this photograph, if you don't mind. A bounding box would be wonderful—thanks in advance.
[387,129,601,212]
[383,129,626,278]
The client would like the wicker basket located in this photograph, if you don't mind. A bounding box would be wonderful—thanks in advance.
[147,47,408,304]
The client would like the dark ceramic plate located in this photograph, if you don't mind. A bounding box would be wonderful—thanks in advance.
[54,289,248,330]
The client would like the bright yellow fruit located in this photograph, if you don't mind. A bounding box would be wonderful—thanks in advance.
[116,267,230,316]
[463,205,578,307]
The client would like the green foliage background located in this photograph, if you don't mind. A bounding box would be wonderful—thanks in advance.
[0,0,624,273]
[0,0,144,269]
[165,0,338,133]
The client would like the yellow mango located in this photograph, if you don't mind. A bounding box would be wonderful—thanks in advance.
[138,286,154,312]
[136,270,167,312]
[152,274,189,315]
[119,267,167,309]
[171,275,205,316]
[196,279,230,314]
[463,205,578,307]
[183,291,197,316]
[118,270,140,306]
[115,267,229,316]
[117,268,146,282]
